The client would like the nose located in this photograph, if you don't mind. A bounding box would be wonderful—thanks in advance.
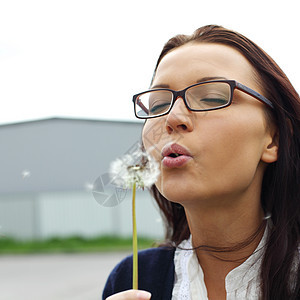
[165,97,194,134]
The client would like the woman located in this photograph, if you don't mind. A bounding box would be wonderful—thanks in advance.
[103,25,300,299]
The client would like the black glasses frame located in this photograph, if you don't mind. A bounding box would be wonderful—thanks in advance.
[132,80,274,119]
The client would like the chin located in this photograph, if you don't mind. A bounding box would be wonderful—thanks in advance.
[156,183,192,204]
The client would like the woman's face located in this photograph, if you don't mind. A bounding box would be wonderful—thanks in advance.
[142,42,277,207]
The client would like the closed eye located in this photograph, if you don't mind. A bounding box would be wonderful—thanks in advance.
[149,102,170,114]
[200,98,228,105]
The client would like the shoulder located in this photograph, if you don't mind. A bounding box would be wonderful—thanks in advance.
[138,246,176,266]
[102,247,175,300]
[106,247,175,276]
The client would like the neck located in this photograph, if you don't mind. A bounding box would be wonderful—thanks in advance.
[184,194,266,299]
[185,194,265,258]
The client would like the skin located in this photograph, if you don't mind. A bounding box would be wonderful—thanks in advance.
[106,290,151,300]
[107,43,278,300]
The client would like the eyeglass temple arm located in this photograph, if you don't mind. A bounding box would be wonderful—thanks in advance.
[136,98,149,114]
[236,82,274,109]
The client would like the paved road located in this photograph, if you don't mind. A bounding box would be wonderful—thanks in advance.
[0,252,130,300]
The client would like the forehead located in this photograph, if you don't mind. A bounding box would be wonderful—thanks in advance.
[153,42,259,91]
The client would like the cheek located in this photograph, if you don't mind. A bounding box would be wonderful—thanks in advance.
[195,115,268,195]
[142,119,170,196]
[207,116,266,165]
[203,117,268,184]
[142,118,167,158]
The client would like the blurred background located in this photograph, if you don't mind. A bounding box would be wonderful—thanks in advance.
[0,0,299,299]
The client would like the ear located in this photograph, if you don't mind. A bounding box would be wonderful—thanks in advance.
[261,128,279,163]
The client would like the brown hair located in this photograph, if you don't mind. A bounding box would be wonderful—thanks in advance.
[149,25,300,299]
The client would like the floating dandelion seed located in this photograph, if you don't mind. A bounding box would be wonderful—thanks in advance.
[21,170,31,179]
[109,147,160,290]
[84,182,94,191]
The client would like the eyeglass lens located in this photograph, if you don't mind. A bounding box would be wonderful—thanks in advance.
[135,82,231,118]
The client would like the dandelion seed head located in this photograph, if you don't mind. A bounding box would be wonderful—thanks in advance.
[110,147,160,189]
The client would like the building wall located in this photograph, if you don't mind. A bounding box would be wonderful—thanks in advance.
[0,118,145,193]
[39,189,163,239]
[0,118,165,240]
[0,193,39,239]
[0,190,164,240]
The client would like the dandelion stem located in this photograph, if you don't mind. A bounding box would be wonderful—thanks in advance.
[132,181,138,290]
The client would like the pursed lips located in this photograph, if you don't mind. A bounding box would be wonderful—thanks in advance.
[161,143,192,168]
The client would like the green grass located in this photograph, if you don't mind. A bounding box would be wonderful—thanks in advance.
[0,236,159,254]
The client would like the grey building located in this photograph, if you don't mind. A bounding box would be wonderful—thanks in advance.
[0,118,164,240]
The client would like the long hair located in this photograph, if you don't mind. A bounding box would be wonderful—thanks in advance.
[149,25,300,299]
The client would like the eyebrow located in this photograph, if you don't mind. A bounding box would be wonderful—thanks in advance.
[151,83,170,89]
[151,76,228,90]
[196,76,228,83]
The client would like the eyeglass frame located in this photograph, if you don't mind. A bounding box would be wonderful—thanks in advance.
[132,79,274,119]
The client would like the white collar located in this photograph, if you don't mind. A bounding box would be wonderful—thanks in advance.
[172,222,270,300]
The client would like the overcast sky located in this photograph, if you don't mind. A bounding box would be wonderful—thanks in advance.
[0,0,299,125]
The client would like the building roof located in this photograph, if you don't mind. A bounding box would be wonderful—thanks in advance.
[0,116,143,127]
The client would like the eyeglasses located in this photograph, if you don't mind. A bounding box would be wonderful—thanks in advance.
[132,80,274,119]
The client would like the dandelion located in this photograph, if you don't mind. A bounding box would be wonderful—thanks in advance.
[110,147,160,189]
[109,146,160,289]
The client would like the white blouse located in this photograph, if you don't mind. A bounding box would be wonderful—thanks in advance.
[172,227,269,300]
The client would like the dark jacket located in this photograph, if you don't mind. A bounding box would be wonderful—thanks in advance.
[102,247,176,300]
